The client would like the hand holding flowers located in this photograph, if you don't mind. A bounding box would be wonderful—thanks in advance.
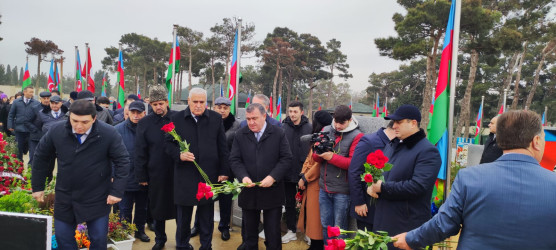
[325,225,396,250]
[360,149,393,201]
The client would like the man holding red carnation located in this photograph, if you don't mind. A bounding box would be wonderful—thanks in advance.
[367,104,441,248]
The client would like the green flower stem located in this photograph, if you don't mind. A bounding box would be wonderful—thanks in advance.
[169,129,212,185]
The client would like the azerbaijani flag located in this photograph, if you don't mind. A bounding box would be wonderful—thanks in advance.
[101,72,107,97]
[227,29,240,115]
[427,0,456,181]
[540,129,556,171]
[269,94,273,118]
[137,86,141,99]
[166,36,181,105]
[55,62,61,91]
[76,50,83,91]
[276,95,282,121]
[22,61,32,90]
[319,103,322,111]
[245,90,251,108]
[498,105,504,115]
[372,101,377,116]
[474,102,483,144]
[375,94,380,117]
[381,98,388,118]
[542,111,546,126]
[117,50,125,109]
[82,47,95,92]
[47,59,56,92]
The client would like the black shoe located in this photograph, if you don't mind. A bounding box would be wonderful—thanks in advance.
[221,229,230,241]
[152,242,165,250]
[190,227,199,237]
[147,223,155,231]
[135,231,151,242]
[237,242,246,250]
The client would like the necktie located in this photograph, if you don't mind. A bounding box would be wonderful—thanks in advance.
[256,132,261,142]
[75,133,84,144]
[55,112,59,118]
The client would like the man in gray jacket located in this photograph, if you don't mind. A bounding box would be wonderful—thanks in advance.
[8,86,40,162]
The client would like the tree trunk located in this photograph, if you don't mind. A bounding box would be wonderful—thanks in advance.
[308,79,316,121]
[272,58,280,114]
[135,73,139,96]
[36,54,41,89]
[453,49,479,145]
[496,52,519,111]
[178,70,184,103]
[526,40,556,108]
[463,114,470,139]
[188,47,193,91]
[420,36,441,130]
[211,57,216,105]
[511,42,528,109]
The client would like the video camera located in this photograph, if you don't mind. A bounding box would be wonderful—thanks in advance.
[310,131,335,154]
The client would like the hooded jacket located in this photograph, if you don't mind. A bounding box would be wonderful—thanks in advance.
[282,115,312,182]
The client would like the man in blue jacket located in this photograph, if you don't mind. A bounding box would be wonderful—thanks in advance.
[348,121,396,231]
[393,110,556,250]
[368,104,441,241]
[7,86,39,162]
[115,101,150,242]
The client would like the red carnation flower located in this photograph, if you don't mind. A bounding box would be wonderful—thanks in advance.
[7,162,12,166]
[0,167,4,172]
[295,192,303,202]
[0,150,6,154]
[205,191,214,199]
[10,154,16,158]
[363,174,373,183]
[196,192,204,201]
[366,150,388,169]
[4,181,9,186]
[17,168,23,174]
[327,225,341,238]
[161,122,175,133]
[3,155,9,160]
[7,167,13,171]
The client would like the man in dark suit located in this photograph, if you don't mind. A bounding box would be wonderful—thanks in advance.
[31,100,130,249]
[368,104,441,241]
[7,86,39,162]
[393,110,556,250]
[165,87,229,250]
[230,103,292,250]
[480,115,503,163]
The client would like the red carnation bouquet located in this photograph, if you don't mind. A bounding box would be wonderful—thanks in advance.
[360,149,392,186]
[162,122,259,201]
[325,225,395,250]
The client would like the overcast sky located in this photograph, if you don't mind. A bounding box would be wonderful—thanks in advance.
[0,0,405,93]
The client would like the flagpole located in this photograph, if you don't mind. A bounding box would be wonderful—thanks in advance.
[446,0,461,196]
[479,96,484,143]
[235,18,242,113]
[503,89,507,113]
[118,42,122,107]
[545,106,548,124]
[85,43,89,90]
[74,46,78,90]
[171,24,178,106]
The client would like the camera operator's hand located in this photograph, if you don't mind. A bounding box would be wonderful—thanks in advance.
[318,152,334,161]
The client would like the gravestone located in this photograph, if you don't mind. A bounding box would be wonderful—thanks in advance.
[0,212,52,250]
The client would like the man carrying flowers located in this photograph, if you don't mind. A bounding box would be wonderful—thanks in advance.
[164,87,230,250]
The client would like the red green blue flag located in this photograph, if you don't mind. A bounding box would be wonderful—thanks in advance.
[245,90,251,108]
[381,98,388,118]
[540,129,556,171]
[55,62,61,91]
[76,50,83,91]
[82,47,95,92]
[117,50,125,109]
[22,61,32,90]
[375,94,380,117]
[227,29,239,115]
[474,102,483,144]
[48,59,56,92]
[101,72,107,97]
[166,36,181,105]
[276,95,282,121]
[269,94,273,118]
[542,111,546,126]
[319,103,322,111]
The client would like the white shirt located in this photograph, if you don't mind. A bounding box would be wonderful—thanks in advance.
[254,122,267,141]
[72,126,93,144]
[51,110,61,118]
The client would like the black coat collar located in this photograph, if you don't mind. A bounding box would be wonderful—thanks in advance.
[223,113,236,131]
[184,107,210,120]
[396,129,426,149]
[241,121,274,143]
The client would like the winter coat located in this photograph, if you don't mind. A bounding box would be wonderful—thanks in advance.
[223,113,241,150]
[348,128,391,226]
[135,110,177,220]
[31,120,130,224]
[95,105,113,125]
[373,129,441,237]
[115,119,145,192]
[297,149,323,240]
[35,105,68,135]
[480,133,503,164]
[239,114,282,128]
[0,102,10,134]
[230,123,293,210]
[165,108,230,206]
[7,97,40,133]
[282,115,312,182]
[314,118,363,194]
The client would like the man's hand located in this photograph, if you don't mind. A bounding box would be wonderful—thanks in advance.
[32,191,45,203]
[242,177,256,188]
[259,175,275,188]
[8,128,14,132]
[355,204,368,217]
[367,180,382,198]
[318,152,334,161]
[393,232,411,250]
[107,195,122,205]
[218,176,229,182]
[139,182,148,186]
[298,179,306,190]
[180,152,195,162]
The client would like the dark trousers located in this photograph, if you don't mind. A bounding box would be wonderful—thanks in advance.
[243,207,282,250]
[29,139,38,166]
[153,219,167,245]
[14,132,29,162]
[284,182,297,232]
[119,190,148,232]
[54,214,109,250]
[193,193,232,232]
[176,203,214,250]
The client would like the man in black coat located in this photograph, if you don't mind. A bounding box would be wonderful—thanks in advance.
[165,87,230,250]
[31,100,130,249]
[29,91,51,164]
[7,86,39,162]
[135,85,177,250]
[480,116,503,164]
[368,105,441,246]
[281,101,312,243]
[230,103,293,250]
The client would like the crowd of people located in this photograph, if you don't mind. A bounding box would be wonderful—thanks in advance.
[1,84,553,250]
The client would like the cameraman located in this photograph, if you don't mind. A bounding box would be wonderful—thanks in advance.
[313,105,363,244]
